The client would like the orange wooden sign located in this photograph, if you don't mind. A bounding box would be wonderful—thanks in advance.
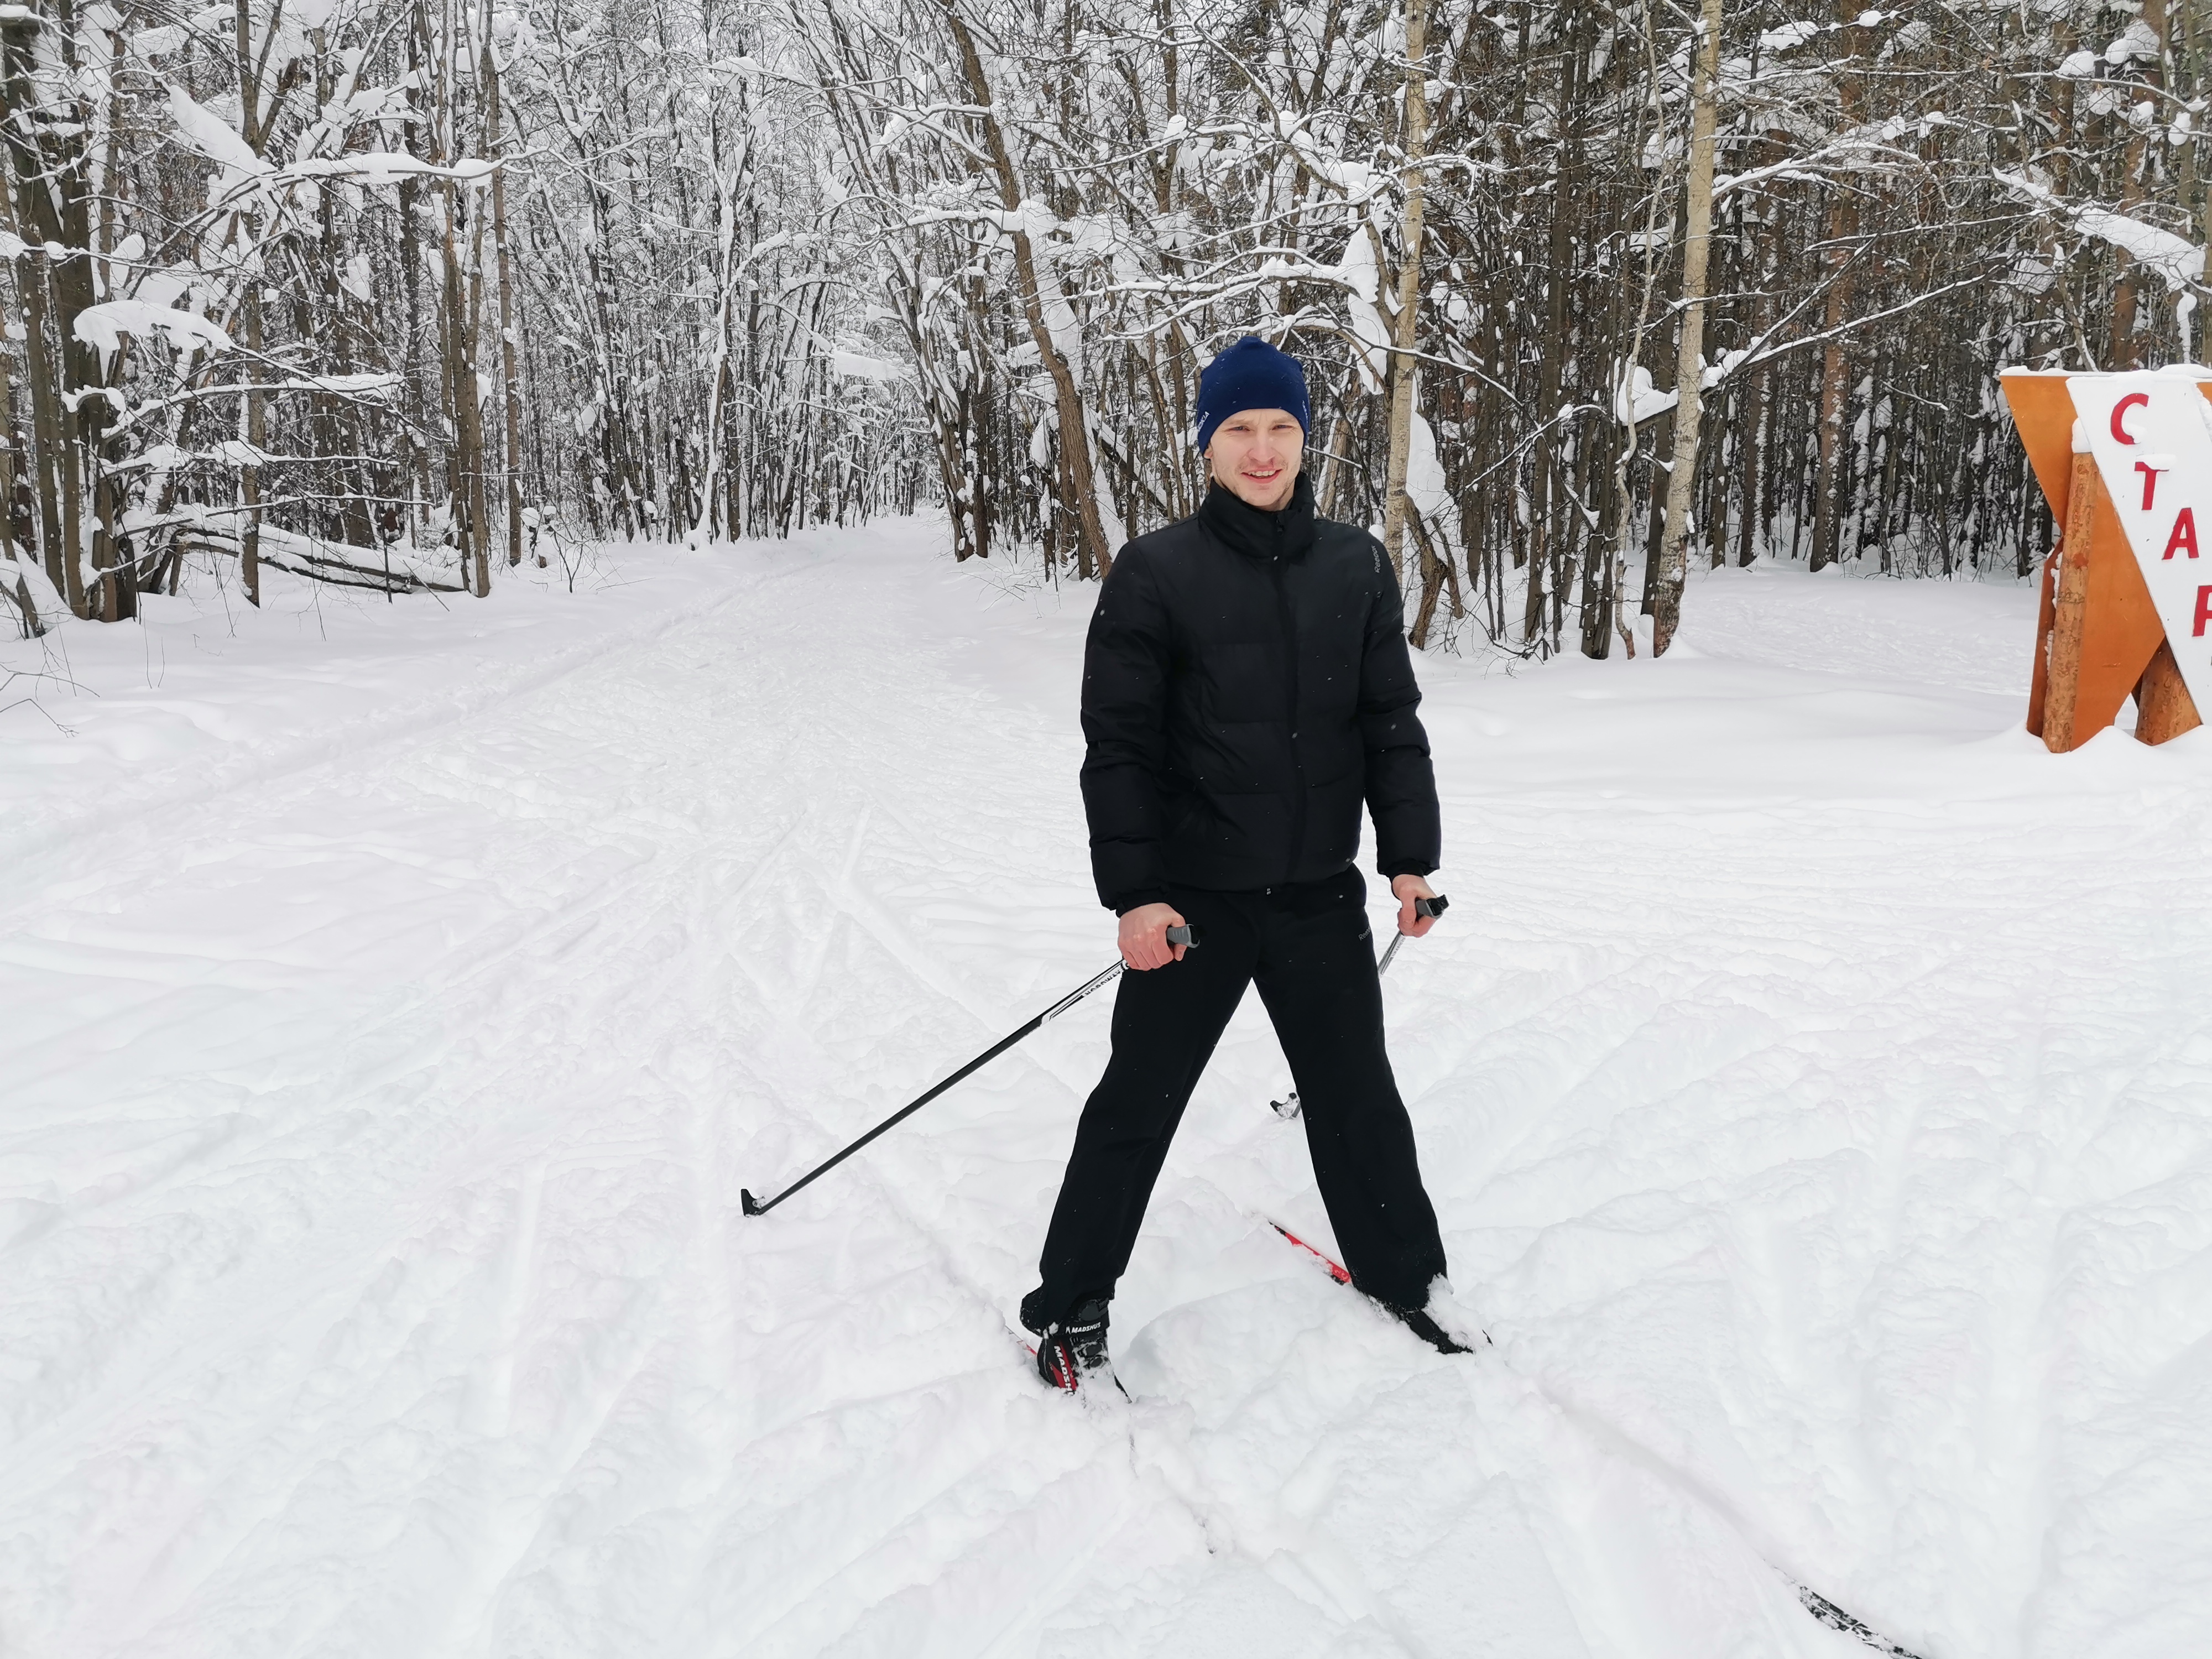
[2001,370,2204,751]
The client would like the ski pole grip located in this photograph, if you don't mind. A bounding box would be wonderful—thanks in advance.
[1166,923,1199,948]
[1415,894,1448,920]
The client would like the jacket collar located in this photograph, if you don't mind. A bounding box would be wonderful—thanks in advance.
[1197,472,1317,562]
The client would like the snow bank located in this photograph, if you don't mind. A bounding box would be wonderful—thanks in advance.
[3,533,2208,1658]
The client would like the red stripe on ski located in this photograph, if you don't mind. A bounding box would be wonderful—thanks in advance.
[1267,1218,1352,1285]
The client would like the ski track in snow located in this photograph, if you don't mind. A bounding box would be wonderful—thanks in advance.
[3,526,2209,1659]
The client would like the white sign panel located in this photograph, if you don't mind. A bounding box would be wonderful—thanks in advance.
[2068,370,2212,716]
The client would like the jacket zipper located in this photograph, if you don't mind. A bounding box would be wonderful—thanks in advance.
[1272,539,1307,882]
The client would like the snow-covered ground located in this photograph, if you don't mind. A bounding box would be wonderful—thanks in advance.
[4,526,2209,1659]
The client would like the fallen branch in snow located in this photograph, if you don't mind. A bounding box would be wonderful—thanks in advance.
[172,526,468,596]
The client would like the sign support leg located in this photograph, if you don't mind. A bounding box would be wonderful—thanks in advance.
[2133,639,2203,744]
[2043,451,2100,754]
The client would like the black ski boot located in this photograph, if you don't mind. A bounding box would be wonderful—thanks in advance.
[1021,1290,1115,1394]
[1384,1301,1477,1355]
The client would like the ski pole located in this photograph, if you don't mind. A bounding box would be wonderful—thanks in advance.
[740,923,1200,1218]
[1272,894,1446,1120]
[1374,891,1449,976]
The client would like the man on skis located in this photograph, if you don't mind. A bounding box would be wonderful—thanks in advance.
[1022,335,1465,1392]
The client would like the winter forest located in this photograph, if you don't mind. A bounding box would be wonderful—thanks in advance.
[0,0,2203,654]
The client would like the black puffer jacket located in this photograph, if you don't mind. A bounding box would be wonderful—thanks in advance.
[1079,474,1441,912]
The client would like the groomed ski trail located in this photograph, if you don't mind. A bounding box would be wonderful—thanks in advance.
[4,521,2210,1658]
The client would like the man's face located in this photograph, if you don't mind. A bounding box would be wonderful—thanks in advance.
[1207,408,1305,511]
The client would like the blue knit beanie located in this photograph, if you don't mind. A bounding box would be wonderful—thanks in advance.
[1194,336,1310,452]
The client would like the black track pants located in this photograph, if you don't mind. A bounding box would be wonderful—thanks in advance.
[1036,868,1447,1319]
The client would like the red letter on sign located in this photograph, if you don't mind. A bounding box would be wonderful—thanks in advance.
[2113,391,2150,444]
[2197,586,2212,637]
[2166,508,2201,561]
[2137,461,2161,510]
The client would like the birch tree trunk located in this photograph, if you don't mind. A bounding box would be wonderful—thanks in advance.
[1650,0,1721,658]
[0,45,63,609]
[1379,0,1428,588]
[242,280,264,606]
[0,321,35,636]
[432,0,491,599]
[937,0,1112,580]
[482,20,525,568]
[697,99,752,541]
[1809,6,1864,573]
[234,0,263,605]
[1592,0,1669,659]
[446,184,492,597]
